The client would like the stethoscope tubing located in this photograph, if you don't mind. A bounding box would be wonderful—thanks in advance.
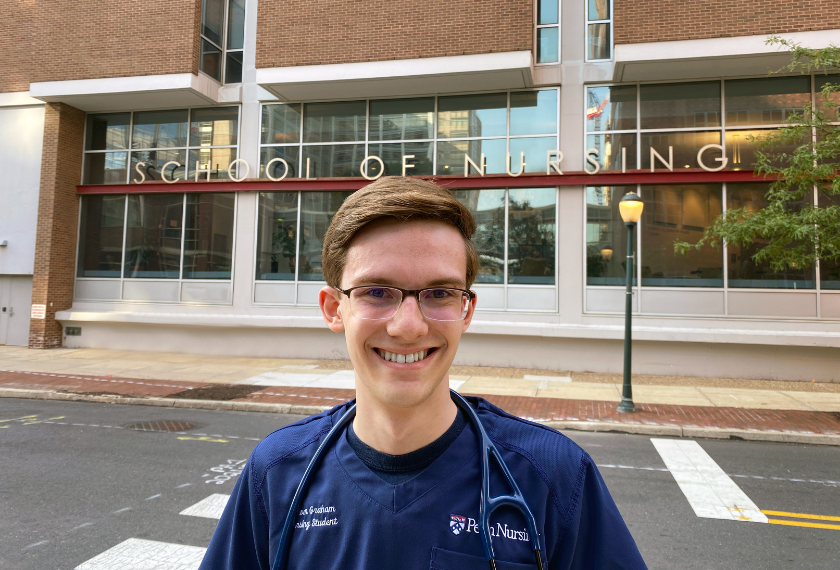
[271,391,545,570]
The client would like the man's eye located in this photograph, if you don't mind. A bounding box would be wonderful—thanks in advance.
[363,288,389,299]
[428,288,453,299]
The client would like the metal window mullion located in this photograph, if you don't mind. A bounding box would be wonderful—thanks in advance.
[299,102,305,178]
[554,187,559,305]
[635,183,642,312]
[179,193,188,284]
[294,191,302,304]
[722,182,728,315]
[432,95,439,174]
[119,194,129,297]
[221,0,230,83]
[125,112,135,183]
[503,188,509,310]
[635,83,641,169]
[506,91,511,159]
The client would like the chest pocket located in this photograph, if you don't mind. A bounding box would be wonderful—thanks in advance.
[430,547,534,570]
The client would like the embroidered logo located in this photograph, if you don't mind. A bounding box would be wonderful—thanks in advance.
[450,514,466,535]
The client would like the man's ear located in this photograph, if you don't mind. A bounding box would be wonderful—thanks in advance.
[461,290,477,333]
[319,286,345,332]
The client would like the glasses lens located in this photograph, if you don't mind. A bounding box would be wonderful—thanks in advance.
[349,287,402,320]
[419,288,469,321]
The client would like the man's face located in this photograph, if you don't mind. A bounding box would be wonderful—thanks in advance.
[319,219,476,410]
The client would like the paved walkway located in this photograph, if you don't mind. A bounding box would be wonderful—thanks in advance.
[1,346,839,444]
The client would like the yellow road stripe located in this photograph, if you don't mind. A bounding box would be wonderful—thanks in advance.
[762,510,840,522]
[768,519,840,531]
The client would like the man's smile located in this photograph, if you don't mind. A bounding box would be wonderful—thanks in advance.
[373,347,439,364]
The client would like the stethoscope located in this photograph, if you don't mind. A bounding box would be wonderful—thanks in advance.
[271,390,545,570]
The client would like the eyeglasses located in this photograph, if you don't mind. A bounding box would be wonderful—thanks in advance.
[335,286,476,321]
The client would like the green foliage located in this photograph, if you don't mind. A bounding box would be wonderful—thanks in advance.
[674,37,840,271]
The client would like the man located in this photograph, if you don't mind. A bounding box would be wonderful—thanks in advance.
[200,177,646,570]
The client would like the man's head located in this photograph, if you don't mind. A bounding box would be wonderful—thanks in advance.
[318,177,479,410]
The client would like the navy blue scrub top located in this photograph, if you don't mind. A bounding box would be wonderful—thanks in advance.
[199,397,647,570]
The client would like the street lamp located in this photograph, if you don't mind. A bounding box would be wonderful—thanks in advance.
[617,192,643,413]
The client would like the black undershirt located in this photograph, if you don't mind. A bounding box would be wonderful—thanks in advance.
[347,409,468,484]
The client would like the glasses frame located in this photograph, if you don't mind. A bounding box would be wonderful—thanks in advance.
[335,285,477,321]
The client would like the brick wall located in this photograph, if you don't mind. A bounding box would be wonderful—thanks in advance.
[29,103,86,349]
[614,0,840,44]
[256,0,533,68]
[1,0,201,93]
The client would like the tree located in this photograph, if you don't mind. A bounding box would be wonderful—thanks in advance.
[675,37,840,274]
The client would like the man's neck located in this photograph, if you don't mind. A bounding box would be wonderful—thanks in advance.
[352,380,458,456]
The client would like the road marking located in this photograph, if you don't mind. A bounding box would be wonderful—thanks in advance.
[74,538,206,570]
[113,507,131,514]
[145,494,161,501]
[762,510,840,522]
[71,522,94,531]
[767,519,840,531]
[177,435,228,443]
[180,494,230,519]
[651,438,767,523]
[24,540,48,549]
[177,483,192,488]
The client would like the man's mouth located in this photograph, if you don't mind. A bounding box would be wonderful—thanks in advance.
[374,347,437,364]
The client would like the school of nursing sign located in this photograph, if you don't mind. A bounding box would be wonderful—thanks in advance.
[131,144,731,184]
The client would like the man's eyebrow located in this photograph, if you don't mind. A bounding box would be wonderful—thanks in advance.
[349,276,466,288]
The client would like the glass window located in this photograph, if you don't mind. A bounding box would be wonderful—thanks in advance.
[508,188,556,284]
[201,0,225,45]
[588,0,609,20]
[510,90,558,135]
[438,93,507,138]
[366,142,434,176]
[85,113,130,151]
[200,39,222,82]
[538,0,558,24]
[369,98,434,141]
[200,0,243,84]
[586,86,636,132]
[303,101,366,143]
[509,137,558,173]
[302,144,365,178]
[725,76,810,127]
[299,192,353,281]
[226,0,245,50]
[727,183,815,289]
[77,195,126,278]
[640,184,723,287]
[640,131,722,170]
[259,146,300,179]
[537,27,559,64]
[585,133,637,171]
[819,192,840,289]
[190,107,239,147]
[182,193,235,279]
[436,139,506,175]
[587,24,610,61]
[815,74,840,122]
[124,194,184,279]
[188,147,236,180]
[225,52,243,84]
[83,152,128,185]
[132,110,188,149]
[261,104,302,145]
[724,129,802,170]
[586,186,637,286]
[256,192,299,280]
[452,189,506,283]
[130,150,187,183]
[640,82,721,129]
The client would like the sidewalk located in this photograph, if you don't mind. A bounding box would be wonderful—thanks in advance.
[1,346,839,445]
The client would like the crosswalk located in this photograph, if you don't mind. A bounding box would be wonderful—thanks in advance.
[72,438,839,568]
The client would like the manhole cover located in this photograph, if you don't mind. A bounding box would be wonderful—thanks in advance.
[126,420,197,432]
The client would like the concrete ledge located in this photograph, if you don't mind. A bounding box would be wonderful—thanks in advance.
[4,388,838,446]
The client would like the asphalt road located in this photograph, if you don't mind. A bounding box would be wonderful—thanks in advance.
[1,398,838,570]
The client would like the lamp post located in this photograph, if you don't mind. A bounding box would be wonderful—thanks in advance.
[617,192,644,413]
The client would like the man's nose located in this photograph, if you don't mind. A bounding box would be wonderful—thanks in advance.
[386,294,428,338]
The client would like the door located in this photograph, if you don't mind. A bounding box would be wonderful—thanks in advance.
[0,275,33,346]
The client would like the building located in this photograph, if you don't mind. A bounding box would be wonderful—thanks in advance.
[1,0,839,380]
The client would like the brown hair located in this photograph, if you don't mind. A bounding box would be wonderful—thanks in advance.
[322,177,479,288]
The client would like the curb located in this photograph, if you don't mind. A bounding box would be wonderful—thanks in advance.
[3,388,839,446]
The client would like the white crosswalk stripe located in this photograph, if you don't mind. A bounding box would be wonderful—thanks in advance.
[651,438,768,523]
[74,538,206,570]
[180,494,230,520]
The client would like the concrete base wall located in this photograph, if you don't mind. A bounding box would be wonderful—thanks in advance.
[60,321,840,383]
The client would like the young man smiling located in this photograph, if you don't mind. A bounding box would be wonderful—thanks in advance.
[200,177,646,570]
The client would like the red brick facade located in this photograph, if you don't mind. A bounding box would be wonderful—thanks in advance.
[29,103,86,349]
[1,0,202,94]
[256,0,533,68]
[614,0,840,44]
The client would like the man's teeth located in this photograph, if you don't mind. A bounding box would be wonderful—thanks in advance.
[377,349,429,363]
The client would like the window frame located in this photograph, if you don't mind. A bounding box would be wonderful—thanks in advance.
[199,0,246,84]
[535,0,561,66]
[584,0,613,63]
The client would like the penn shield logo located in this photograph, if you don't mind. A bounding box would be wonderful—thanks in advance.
[450,515,466,535]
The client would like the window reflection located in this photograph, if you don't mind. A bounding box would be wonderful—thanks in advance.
[724,129,802,170]
[436,139,506,175]
[299,192,353,281]
[83,152,128,184]
[130,150,187,183]
[190,107,239,147]
[303,101,366,143]
[640,185,723,287]
[183,193,235,279]
[818,191,840,289]
[510,91,558,135]
[124,194,184,279]
[508,188,556,284]
[366,143,433,176]
[302,144,365,178]
[640,131,721,170]
[725,76,810,127]
[438,93,507,138]
[132,110,188,149]
[256,192,299,280]
[587,86,636,132]
[586,133,637,171]
[537,27,559,64]
[77,195,126,278]
[452,190,506,283]
[587,24,610,61]
[815,74,840,122]
[85,113,130,151]
[640,82,720,129]
[188,147,236,180]
[586,186,637,286]
[261,104,301,145]
[727,183,815,289]
[509,137,558,173]
[259,146,300,179]
[369,98,434,141]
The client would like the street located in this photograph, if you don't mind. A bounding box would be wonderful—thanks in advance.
[1,398,838,570]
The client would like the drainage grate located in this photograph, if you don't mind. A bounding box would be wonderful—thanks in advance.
[126,420,197,432]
